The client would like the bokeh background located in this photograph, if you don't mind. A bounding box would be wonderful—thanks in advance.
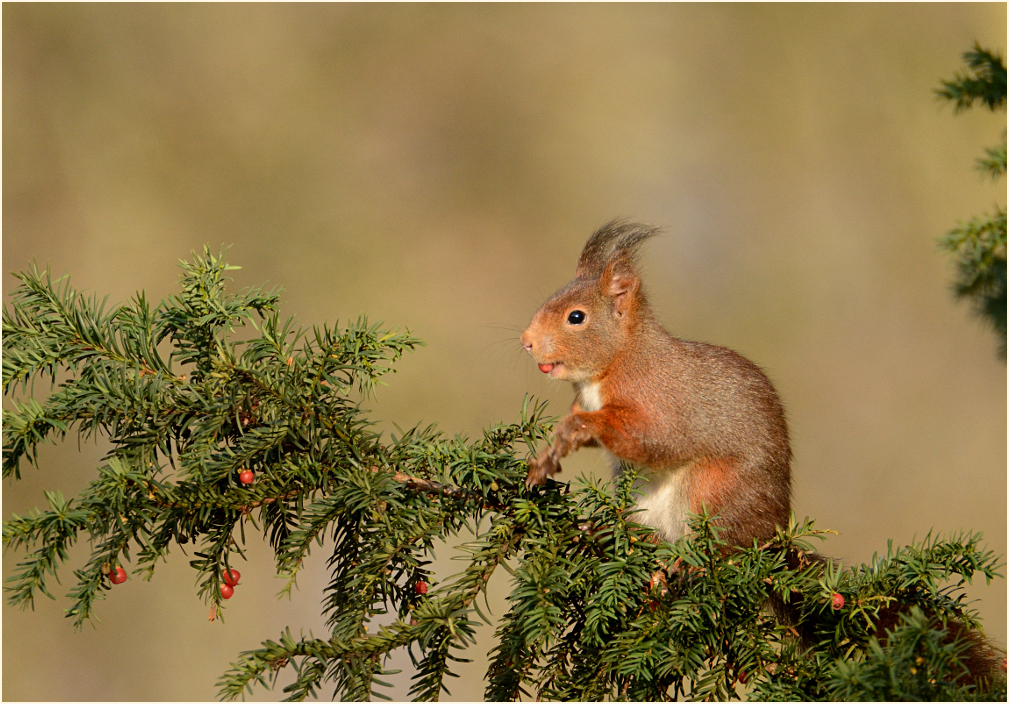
[3,4,1006,701]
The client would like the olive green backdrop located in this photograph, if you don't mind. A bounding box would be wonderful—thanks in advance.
[3,4,1006,701]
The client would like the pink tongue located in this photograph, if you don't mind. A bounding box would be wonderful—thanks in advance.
[538,363,555,373]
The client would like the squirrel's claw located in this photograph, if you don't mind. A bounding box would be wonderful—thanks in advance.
[526,450,561,488]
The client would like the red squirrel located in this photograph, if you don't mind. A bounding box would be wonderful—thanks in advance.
[521,226,1004,679]
[521,220,791,547]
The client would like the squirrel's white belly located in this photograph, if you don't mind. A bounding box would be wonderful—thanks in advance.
[629,465,691,543]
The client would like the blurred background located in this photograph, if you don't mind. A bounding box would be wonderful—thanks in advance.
[3,4,1006,701]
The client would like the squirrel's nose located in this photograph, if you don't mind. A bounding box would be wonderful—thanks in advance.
[520,331,533,354]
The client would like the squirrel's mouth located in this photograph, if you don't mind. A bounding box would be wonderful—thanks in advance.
[538,362,564,376]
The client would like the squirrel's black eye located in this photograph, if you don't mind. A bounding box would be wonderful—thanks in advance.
[567,310,586,325]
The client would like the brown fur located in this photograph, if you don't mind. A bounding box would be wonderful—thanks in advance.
[872,604,1005,684]
[521,220,791,546]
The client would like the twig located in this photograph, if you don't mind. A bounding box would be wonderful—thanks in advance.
[143,467,505,514]
[385,468,505,510]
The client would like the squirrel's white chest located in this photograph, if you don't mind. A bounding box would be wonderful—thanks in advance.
[576,381,604,412]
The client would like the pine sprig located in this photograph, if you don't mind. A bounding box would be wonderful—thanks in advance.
[979,143,1007,180]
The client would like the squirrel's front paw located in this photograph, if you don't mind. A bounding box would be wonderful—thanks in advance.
[551,415,594,458]
[526,451,561,489]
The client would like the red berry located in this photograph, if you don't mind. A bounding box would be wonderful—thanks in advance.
[831,593,845,610]
[738,669,747,684]
[414,581,428,595]
[239,470,255,485]
[220,584,234,599]
[110,566,128,584]
[223,569,241,586]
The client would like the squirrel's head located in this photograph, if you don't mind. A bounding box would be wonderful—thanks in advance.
[521,220,658,382]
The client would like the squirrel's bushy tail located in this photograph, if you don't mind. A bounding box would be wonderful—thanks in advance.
[770,550,1005,685]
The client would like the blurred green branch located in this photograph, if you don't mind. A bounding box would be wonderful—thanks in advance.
[937,43,1007,358]
[937,44,1007,112]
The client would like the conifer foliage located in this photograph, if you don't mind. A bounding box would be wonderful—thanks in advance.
[937,44,1008,356]
[2,250,1005,700]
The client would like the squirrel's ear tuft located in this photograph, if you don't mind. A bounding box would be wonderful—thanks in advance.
[575,220,659,280]
[576,221,658,316]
